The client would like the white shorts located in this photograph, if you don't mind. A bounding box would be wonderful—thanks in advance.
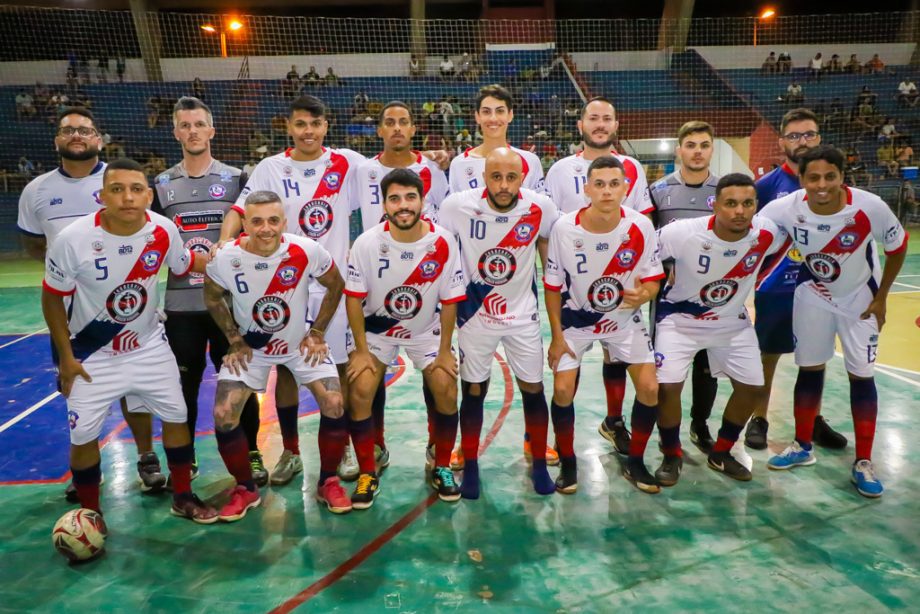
[793,291,879,378]
[557,321,654,372]
[307,289,350,365]
[218,349,339,392]
[362,329,445,371]
[654,318,764,386]
[458,322,544,384]
[66,338,187,446]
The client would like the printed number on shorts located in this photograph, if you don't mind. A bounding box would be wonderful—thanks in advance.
[867,344,878,363]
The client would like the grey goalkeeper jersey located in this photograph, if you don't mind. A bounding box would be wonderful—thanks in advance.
[649,170,720,227]
[152,160,245,312]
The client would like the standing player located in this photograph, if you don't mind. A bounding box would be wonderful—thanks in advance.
[544,156,664,494]
[152,97,265,485]
[345,169,466,505]
[41,158,217,523]
[219,95,367,486]
[438,148,559,499]
[748,108,845,450]
[18,107,164,499]
[761,146,908,498]
[544,96,654,456]
[449,84,544,193]
[654,174,784,485]
[205,191,349,519]
[648,121,721,453]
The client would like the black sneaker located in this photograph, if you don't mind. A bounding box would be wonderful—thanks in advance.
[623,457,661,494]
[430,466,461,502]
[689,421,715,454]
[813,415,847,449]
[744,417,769,450]
[138,452,167,493]
[598,417,631,455]
[554,457,578,494]
[654,455,683,487]
[707,451,752,481]
[249,451,269,487]
[351,473,380,510]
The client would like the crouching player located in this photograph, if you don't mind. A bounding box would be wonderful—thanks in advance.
[204,190,349,519]
[654,174,785,485]
[42,158,217,524]
[543,156,665,494]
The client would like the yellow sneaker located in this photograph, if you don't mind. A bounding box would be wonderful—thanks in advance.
[523,440,560,466]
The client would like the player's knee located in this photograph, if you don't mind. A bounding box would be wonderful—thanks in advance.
[635,379,659,405]
[428,371,457,402]
[517,379,543,395]
[462,379,489,398]
[551,378,576,406]
[320,391,345,419]
[212,404,237,432]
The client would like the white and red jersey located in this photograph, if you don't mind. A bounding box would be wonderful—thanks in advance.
[356,152,449,231]
[233,147,364,279]
[438,187,558,330]
[345,221,465,339]
[657,216,784,327]
[544,207,663,339]
[17,162,105,246]
[545,151,653,214]
[448,146,544,193]
[43,210,194,359]
[758,187,908,307]
[206,233,333,356]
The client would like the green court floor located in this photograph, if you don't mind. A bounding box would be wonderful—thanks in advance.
[0,238,918,613]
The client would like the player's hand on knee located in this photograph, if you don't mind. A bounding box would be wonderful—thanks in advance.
[300,333,329,367]
[59,357,92,398]
[547,337,575,373]
[860,298,886,330]
[224,341,252,375]
[430,351,458,378]
[346,350,375,383]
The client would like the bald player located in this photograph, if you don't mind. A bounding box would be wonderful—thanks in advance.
[438,148,560,498]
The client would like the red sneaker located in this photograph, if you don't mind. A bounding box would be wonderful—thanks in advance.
[316,477,353,514]
[218,485,261,522]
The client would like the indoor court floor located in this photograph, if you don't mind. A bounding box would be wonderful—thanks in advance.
[0,237,917,612]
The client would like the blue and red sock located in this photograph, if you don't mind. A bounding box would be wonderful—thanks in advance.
[712,419,744,454]
[164,443,194,497]
[318,415,349,484]
[431,410,458,467]
[628,399,657,460]
[276,404,300,455]
[348,416,376,474]
[794,369,824,449]
[850,377,878,460]
[71,462,102,513]
[658,423,682,457]
[603,363,628,421]
[215,426,255,491]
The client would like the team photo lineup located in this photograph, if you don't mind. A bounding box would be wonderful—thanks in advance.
[21,81,909,561]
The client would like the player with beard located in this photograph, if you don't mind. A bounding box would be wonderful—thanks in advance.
[748,108,846,450]
[18,107,165,501]
[151,97,265,486]
[544,97,654,457]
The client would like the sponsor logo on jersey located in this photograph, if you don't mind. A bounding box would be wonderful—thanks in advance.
[724,249,738,257]
[112,330,140,354]
[465,166,475,177]
[702,241,712,251]
[220,169,233,182]
[805,253,841,282]
[614,248,636,267]
[574,238,584,249]
[483,293,508,316]
[209,184,227,199]
[252,296,291,333]
[141,251,161,272]
[384,285,423,320]
[283,166,293,177]
[255,262,269,271]
[478,248,516,286]
[157,174,170,186]
[787,247,803,262]
[885,225,900,243]
[50,197,63,206]
[817,224,831,232]
[368,170,378,181]
[231,258,242,269]
[587,276,624,312]
[92,241,104,254]
[106,282,148,323]
[265,338,289,356]
[323,172,342,190]
[298,199,334,239]
[699,279,739,307]
[277,265,299,286]
[513,222,534,243]
[837,231,859,248]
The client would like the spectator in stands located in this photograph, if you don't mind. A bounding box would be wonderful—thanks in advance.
[193,77,206,100]
[845,54,861,73]
[324,67,340,87]
[248,130,270,159]
[900,180,918,221]
[896,137,914,168]
[47,92,70,123]
[73,89,92,109]
[15,89,35,120]
[143,151,167,179]
[522,135,537,154]
[877,140,899,177]
[865,54,885,74]
[352,90,369,117]
[66,63,78,90]
[783,81,804,104]
[777,52,792,73]
[827,54,843,73]
[270,112,288,149]
[897,77,918,107]
[568,140,582,156]
[809,53,824,81]
[761,52,777,74]
[243,157,258,177]
[856,85,878,108]
[33,82,50,108]
[844,146,870,187]
[147,95,162,128]
[878,117,900,142]
[440,55,455,80]
[286,65,299,81]
[18,156,35,178]
[458,53,473,81]
[115,56,126,82]
[409,54,422,78]
[98,56,109,83]
[102,136,124,161]
[303,66,321,86]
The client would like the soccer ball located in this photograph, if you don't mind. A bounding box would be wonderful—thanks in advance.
[52,508,107,562]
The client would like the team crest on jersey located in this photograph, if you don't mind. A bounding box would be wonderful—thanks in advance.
[419,259,441,280]
[805,253,841,282]
[700,279,739,307]
[185,236,212,257]
[283,166,293,177]
[277,265,300,286]
[513,223,535,243]
[837,232,859,248]
[209,184,226,199]
[702,241,712,251]
[323,172,342,190]
[587,276,624,312]
[252,296,291,333]
[157,173,170,186]
[478,248,516,286]
[92,241,104,254]
[369,170,378,181]
[706,195,716,210]
[231,258,242,269]
[614,248,636,267]
[384,285,423,320]
[378,242,390,255]
[106,282,148,323]
[574,238,584,250]
[141,251,161,272]
[465,166,474,177]
[92,190,103,205]
[742,253,761,272]
[788,248,803,262]
[298,199,334,238]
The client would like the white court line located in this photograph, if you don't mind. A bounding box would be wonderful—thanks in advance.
[0,328,46,350]
[893,281,920,290]
[0,391,60,434]
[832,351,920,388]
[899,274,920,278]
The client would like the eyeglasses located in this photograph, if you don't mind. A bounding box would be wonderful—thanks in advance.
[58,127,97,138]
[783,131,819,142]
